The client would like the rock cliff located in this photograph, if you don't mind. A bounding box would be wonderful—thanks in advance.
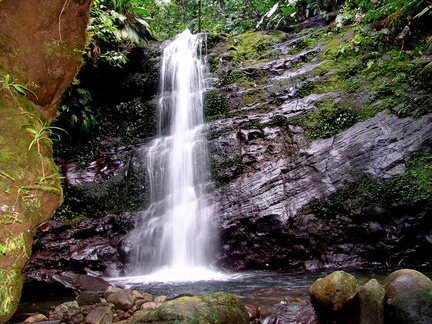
[24,26,432,280]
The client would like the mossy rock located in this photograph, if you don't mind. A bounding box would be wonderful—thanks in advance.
[309,270,359,311]
[132,292,249,324]
[391,288,432,324]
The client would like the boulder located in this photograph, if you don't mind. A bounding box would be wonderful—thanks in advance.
[103,286,123,300]
[309,270,359,311]
[357,279,385,324]
[153,295,167,303]
[140,302,159,311]
[77,290,102,306]
[382,269,432,303]
[132,292,249,323]
[85,306,113,324]
[390,288,432,324]
[52,272,111,294]
[106,288,137,310]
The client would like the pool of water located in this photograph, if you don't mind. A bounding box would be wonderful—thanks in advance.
[9,265,431,322]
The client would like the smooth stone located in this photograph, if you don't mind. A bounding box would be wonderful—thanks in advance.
[382,269,432,303]
[84,306,113,324]
[309,270,359,311]
[77,290,102,306]
[106,288,137,310]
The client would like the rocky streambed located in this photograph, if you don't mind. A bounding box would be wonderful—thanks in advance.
[10,268,432,324]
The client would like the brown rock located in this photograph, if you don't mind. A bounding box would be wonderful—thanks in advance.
[85,306,113,324]
[382,269,432,303]
[140,302,159,311]
[103,286,123,300]
[106,289,137,310]
[153,295,167,303]
[23,313,47,322]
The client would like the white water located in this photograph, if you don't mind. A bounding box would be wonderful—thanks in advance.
[128,29,223,282]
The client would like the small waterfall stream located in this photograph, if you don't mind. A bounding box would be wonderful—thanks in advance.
[130,29,221,281]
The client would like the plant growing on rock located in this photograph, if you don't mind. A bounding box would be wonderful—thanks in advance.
[0,74,37,100]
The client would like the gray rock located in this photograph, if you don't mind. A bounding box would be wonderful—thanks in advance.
[54,301,80,320]
[357,279,385,324]
[391,288,432,324]
[77,290,102,306]
[264,300,318,324]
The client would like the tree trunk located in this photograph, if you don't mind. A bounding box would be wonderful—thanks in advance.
[0,0,91,322]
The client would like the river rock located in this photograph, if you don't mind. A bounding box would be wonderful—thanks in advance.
[23,313,48,322]
[140,302,159,311]
[54,301,81,321]
[357,279,385,324]
[153,295,167,303]
[52,272,111,294]
[309,270,358,311]
[85,306,113,324]
[265,300,318,324]
[77,290,102,306]
[103,286,123,299]
[132,292,249,323]
[382,269,432,303]
[106,288,137,310]
[390,287,432,324]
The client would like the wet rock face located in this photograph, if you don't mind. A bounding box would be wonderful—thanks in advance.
[24,28,432,279]
[212,111,432,270]
[23,213,136,281]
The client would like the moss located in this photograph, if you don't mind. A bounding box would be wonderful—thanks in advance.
[243,89,263,106]
[204,90,230,119]
[295,81,318,98]
[0,269,23,321]
[241,119,261,130]
[220,70,246,86]
[295,98,360,140]
[222,30,288,66]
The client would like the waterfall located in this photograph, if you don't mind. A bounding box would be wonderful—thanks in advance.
[133,29,218,280]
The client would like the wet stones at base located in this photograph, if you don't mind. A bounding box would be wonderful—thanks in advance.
[19,268,432,324]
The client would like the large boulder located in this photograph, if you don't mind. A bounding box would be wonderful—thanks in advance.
[309,270,359,311]
[390,287,432,324]
[382,269,432,303]
[130,292,249,324]
[106,288,137,310]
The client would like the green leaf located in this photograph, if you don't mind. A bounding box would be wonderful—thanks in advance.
[280,6,296,14]
[131,7,150,16]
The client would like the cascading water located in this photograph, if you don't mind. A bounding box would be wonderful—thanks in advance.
[130,29,221,281]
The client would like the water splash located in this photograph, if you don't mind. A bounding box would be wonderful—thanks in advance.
[131,29,219,281]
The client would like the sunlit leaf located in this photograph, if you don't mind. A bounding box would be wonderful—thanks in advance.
[280,6,296,14]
